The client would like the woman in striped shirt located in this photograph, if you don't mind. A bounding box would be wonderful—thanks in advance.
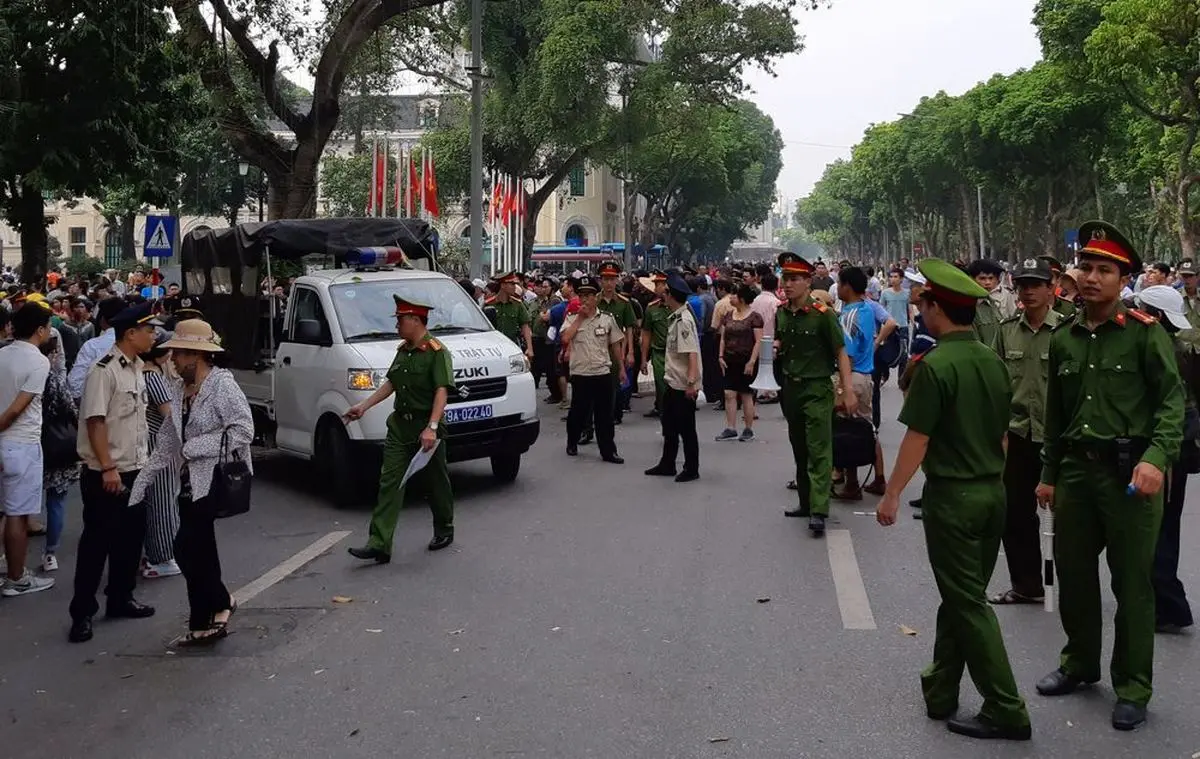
[140,331,181,578]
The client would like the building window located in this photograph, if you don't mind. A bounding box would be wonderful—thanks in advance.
[104,228,122,268]
[565,223,588,247]
[568,165,585,197]
[418,101,439,129]
[69,227,87,258]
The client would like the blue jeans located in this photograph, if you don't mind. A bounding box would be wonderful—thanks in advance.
[44,487,67,555]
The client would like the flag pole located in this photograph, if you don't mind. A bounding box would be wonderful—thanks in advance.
[516,175,523,272]
[369,137,378,217]
[420,146,427,223]
[382,138,390,220]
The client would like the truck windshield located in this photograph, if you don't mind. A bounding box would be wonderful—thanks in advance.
[331,278,492,342]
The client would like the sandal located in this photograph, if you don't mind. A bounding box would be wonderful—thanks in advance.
[174,624,229,647]
[988,589,1043,605]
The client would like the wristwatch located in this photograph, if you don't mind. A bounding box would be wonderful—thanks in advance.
[428,421,439,431]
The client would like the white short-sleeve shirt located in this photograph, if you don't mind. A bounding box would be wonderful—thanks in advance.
[0,340,51,443]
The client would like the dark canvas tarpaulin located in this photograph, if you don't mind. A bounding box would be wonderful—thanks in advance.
[180,218,438,370]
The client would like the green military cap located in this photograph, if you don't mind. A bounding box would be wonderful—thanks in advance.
[1013,256,1054,283]
[1179,259,1197,276]
[919,258,989,306]
[1078,220,1141,273]
[778,251,814,275]
[393,293,434,318]
[1038,255,1064,274]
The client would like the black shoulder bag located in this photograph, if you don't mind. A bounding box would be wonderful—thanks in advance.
[210,427,252,518]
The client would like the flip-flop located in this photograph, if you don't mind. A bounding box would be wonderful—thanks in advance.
[173,624,229,648]
[988,589,1044,605]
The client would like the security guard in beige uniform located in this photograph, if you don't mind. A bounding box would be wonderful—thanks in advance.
[69,302,160,643]
[989,257,1060,605]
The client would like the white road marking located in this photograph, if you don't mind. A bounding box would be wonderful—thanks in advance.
[826,529,877,630]
[232,531,352,606]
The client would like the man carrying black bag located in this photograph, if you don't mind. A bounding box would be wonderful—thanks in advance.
[131,318,254,647]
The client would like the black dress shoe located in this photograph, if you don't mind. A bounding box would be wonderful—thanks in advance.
[674,471,699,483]
[602,454,625,464]
[784,505,811,518]
[427,534,454,552]
[347,546,392,564]
[1111,700,1146,731]
[566,444,578,456]
[1035,668,1095,696]
[613,417,623,426]
[106,599,156,619]
[580,432,594,445]
[946,714,1031,741]
[68,616,93,643]
[645,466,676,476]
[808,515,826,535]
[644,409,660,418]
[786,480,798,490]
[927,705,957,721]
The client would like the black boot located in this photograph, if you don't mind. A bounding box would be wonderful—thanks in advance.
[348,546,391,564]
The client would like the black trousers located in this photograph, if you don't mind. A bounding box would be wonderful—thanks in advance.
[175,495,232,630]
[1154,466,1194,627]
[657,387,699,474]
[70,469,146,619]
[533,340,559,397]
[1000,433,1043,597]
[568,374,617,457]
[700,332,722,402]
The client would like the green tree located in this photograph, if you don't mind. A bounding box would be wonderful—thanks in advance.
[0,0,177,283]
[170,0,452,221]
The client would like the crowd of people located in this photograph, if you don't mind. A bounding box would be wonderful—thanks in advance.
[1,264,252,647]
[3,227,1197,738]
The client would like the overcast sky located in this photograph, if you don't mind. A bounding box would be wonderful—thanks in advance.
[746,0,1044,210]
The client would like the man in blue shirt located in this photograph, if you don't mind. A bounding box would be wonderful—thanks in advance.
[834,267,894,500]
[547,277,577,411]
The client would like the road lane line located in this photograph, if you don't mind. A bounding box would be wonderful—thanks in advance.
[826,529,877,630]
[233,531,352,606]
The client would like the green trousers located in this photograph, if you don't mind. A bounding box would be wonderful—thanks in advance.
[366,415,454,552]
[1055,452,1162,706]
[920,477,1029,728]
[780,378,834,516]
[651,349,666,409]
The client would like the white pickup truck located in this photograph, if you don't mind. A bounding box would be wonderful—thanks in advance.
[180,219,540,507]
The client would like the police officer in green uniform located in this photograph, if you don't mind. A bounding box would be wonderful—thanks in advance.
[639,271,670,417]
[774,252,856,537]
[1039,255,1077,319]
[1035,221,1184,731]
[967,259,1009,347]
[486,271,534,363]
[1178,259,1200,327]
[988,257,1060,606]
[877,258,1031,741]
[346,295,455,562]
[595,260,636,424]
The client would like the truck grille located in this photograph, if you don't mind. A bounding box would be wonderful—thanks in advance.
[447,377,507,404]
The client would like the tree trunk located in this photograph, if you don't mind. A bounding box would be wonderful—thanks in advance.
[959,185,977,260]
[15,182,48,285]
[1178,177,1198,260]
[120,212,137,261]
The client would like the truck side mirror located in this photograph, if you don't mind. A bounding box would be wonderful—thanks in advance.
[295,318,324,344]
[482,305,498,327]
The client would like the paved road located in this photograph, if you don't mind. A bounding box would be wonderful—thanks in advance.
[2,383,1198,759]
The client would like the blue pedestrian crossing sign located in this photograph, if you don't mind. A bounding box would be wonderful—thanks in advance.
[143,215,177,257]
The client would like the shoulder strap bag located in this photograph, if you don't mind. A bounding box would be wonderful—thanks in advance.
[210,427,252,518]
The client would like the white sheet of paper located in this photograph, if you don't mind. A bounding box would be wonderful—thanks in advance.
[399,439,440,489]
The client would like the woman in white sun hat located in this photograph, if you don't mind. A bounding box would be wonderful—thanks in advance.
[131,319,253,647]
[1135,284,1197,634]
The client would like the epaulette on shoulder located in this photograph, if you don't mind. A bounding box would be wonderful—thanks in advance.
[96,354,113,367]
[812,301,828,313]
[617,293,630,301]
[1051,312,1078,332]
[428,338,443,351]
[1129,308,1158,326]
[648,298,662,307]
[1000,314,1022,325]
[484,296,497,305]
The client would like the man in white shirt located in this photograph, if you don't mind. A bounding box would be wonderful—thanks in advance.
[0,303,55,596]
[68,297,125,401]
[751,272,781,402]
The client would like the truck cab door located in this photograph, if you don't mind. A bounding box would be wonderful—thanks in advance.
[274,286,335,454]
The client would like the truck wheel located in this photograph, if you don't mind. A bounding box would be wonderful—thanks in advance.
[317,420,362,509]
[490,453,521,483]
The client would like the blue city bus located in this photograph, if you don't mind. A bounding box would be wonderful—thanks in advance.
[530,242,670,272]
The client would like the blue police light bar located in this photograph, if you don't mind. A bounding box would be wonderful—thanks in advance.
[346,247,407,267]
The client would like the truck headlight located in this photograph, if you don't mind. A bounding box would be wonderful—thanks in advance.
[508,352,529,375]
[347,369,386,391]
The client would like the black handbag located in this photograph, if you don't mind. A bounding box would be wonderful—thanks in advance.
[209,427,251,518]
[41,416,79,469]
[833,414,876,469]
[874,330,903,370]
